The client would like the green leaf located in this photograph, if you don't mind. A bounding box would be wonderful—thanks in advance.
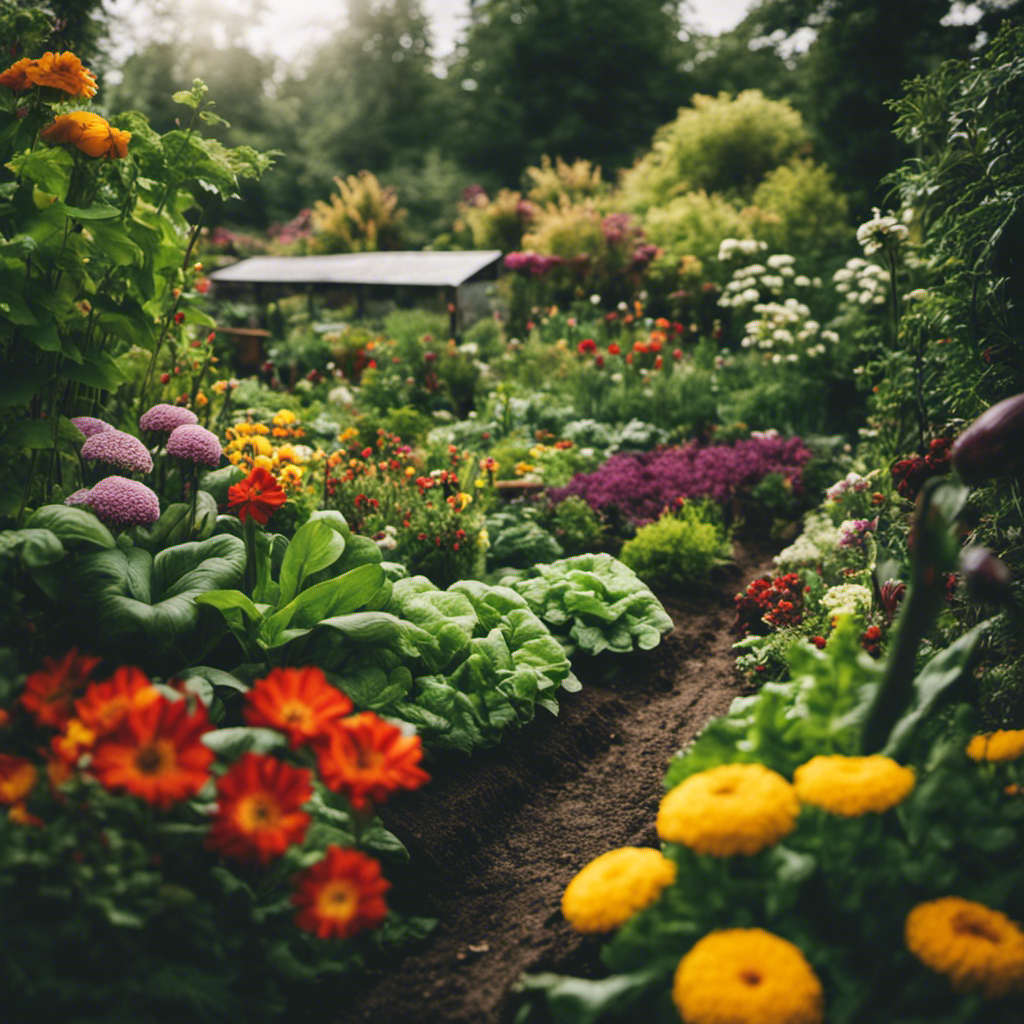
[179,305,217,327]
[512,967,665,1024]
[7,148,73,198]
[278,519,347,606]
[0,527,64,568]
[182,665,249,694]
[264,562,386,641]
[201,726,282,756]
[335,664,412,710]
[84,220,144,266]
[26,504,115,549]
[194,589,265,624]
[2,416,80,450]
[53,202,120,221]
[0,362,49,407]
[59,353,130,390]
[130,494,218,551]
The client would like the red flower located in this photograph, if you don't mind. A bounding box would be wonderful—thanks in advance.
[577,338,597,355]
[291,845,389,941]
[608,343,621,356]
[227,466,288,525]
[315,712,429,810]
[208,753,312,865]
[75,665,162,737]
[0,754,37,805]
[244,666,354,748]
[89,696,214,810]
[21,648,102,728]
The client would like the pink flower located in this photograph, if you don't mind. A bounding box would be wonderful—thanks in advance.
[81,429,153,475]
[166,424,222,468]
[71,416,114,438]
[80,477,160,526]
[139,403,198,434]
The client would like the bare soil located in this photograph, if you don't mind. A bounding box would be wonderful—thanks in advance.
[315,540,776,1024]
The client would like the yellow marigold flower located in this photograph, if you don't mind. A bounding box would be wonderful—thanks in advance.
[339,427,359,443]
[24,51,97,97]
[41,111,129,159]
[515,461,536,476]
[276,444,299,464]
[673,929,824,1024]
[906,897,1024,999]
[562,847,676,934]
[0,755,38,805]
[272,409,297,427]
[793,755,914,817]
[966,730,1024,764]
[0,57,35,92]
[195,392,208,407]
[253,455,274,473]
[212,380,229,395]
[253,435,274,457]
[252,423,270,435]
[657,763,798,857]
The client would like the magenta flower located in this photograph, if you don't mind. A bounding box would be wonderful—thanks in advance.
[80,477,160,527]
[81,429,154,475]
[71,416,115,438]
[166,424,222,468]
[139,403,199,434]
[64,488,93,506]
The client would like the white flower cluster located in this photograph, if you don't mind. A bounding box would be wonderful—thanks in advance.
[833,257,889,307]
[855,207,909,256]
[820,582,873,620]
[719,254,820,310]
[775,511,840,569]
[825,471,869,503]
[739,299,836,362]
[717,237,767,261]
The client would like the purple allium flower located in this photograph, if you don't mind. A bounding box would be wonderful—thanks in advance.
[81,429,154,475]
[166,423,222,468]
[83,477,160,526]
[71,416,115,438]
[64,487,93,506]
[139,403,198,434]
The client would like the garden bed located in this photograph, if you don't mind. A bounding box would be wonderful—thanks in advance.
[322,540,777,1024]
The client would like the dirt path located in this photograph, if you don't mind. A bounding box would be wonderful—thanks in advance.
[322,541,776,1024]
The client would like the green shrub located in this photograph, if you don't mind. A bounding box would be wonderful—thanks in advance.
[619,504,729,590]
[309,170,406,253]
[551,496,605,555]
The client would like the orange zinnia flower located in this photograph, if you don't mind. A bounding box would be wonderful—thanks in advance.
[244,666,353,748]
[208,753,312,865]
[89,696,214,811]
[0,754,38,805]
[75,665,162,737]
[24,51,98,97]
[227,466,288,525]
[41,111,130,159]
[0,57,34,92]
[21,648,102,729]
[315,712,429,810]
[291,845,390,941]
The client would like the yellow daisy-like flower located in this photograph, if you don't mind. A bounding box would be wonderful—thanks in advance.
[793,755,915,817]
[253,455,275,473]
[339,427,359,443]
[905,897,1024,999]
[966,730,1024,764]
[561,847,676,934]
[515,461,536,476]
[657,763,799,857]
[272,409,297,427]
[673,929,824,1024]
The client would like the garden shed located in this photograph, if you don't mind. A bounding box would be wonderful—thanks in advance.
[208,249,504,354]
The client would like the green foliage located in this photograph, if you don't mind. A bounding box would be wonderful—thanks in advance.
[458,187,530,252]
[309,171,406,254]
[507,553,673,656]
[485,505,565,572]
[524,155,608,206]
[642,190,753,273]
[619,504,730,591]
[551,496,605,555]
[620,90,809,210]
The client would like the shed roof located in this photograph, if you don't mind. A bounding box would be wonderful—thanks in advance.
[209,250,503,289]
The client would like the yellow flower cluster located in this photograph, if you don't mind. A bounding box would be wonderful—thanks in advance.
[966,730,1024,764]
[657,763,799,857]
[794,755,915,817]
[223,419,319,492]
[905,897,1024,999]
[561,847,676,934]
[672,929,824,1024]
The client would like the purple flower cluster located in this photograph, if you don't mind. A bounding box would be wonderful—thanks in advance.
[81,429,154,475]
[166,424,222,468]
[67,477,160,527]
[550,436,813,525]
[504,251,563,277]
[139,403,198,434]
[71,416,114,438]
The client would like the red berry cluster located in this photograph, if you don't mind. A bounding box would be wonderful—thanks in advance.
[891,437,951,501]
[733,572,807,638]
[861,625,883,659]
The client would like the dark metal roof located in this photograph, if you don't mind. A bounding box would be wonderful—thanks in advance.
[209,250,503,288]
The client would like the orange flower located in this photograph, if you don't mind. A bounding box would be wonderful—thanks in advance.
[41,110,130,159]
[50,718,97,768]
[0,754,37,805]
[227,465,288,525]
[75,665,162,737]
[208,753,312,865]
[0,57,34,92]
[315,712,429,810]
[244,666,353,748]
[24,51,97,96]
[21,648,102,728]
[8,803,44,827]
[291,845,390,940]
[89,696,214,811]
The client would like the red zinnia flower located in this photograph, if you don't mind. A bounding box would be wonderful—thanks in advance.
[608,343,621,356]
[244,666,354,748]
[21,648,102,728]
[89,696,214,810]
[227,466,288,525]
[75,665,162,738]
[292,845,390,940]
[208,753,312,865]
[315,712,429,810]
[577,338,597,355]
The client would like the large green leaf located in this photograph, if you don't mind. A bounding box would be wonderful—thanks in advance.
[130,494,218,551]
[278,518,347,607]
[26,505,115,549]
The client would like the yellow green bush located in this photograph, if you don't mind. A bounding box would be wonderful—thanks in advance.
[309,170,406,253]
[525,155,608,206]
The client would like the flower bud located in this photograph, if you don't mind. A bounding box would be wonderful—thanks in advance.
[951,392,1024,485]
[961,546,1015,605]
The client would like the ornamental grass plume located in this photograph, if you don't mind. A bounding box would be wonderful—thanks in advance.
[88,695,214,811]
[139,403,198,434]
[40,111,130,159]
[291,845,390,941]
[657,763,799,857]
[793,755,915,816]
[561,847,676,933]
[207,753,312,866]
[315,712,429,810]
[80,429,153,475]
[20,648,102,729]
[672,928,824,1024]
[243,667,354,748]
[966,730,1024,763]
[79,477,160,527]
[166,423,222,468]
[70,416,115,438]
[905,897,1024,999]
